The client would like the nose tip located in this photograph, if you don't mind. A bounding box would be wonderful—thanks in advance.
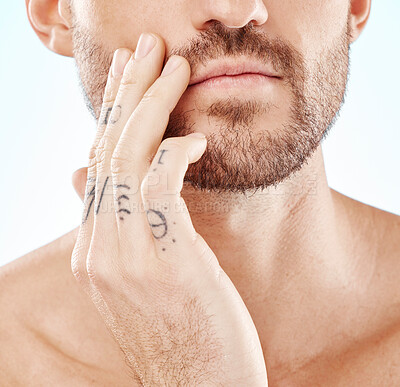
[191,0,268,31]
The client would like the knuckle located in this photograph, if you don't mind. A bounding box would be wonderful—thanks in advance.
[88,144,97,163]
[87,149,97,177]
[87,159,97,177]
[71,245,88,285]
[71,255,83,282]
[86,256,108,288]
[110,151,134,175]
[95,136,114,167]
[110,136,149,176]
[140,90,172,115]
[119,72,140,88]
[102,90,116,106]
[141,87,161,102]
[87,140,100,169]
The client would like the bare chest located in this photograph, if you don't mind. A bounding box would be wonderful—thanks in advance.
[269,327,400,386]
[3,331,400,387]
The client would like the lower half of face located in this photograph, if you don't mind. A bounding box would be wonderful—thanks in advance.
[165,32,350,193]
[72,11,350,194]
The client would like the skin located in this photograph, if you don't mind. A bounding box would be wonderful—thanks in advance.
[1,0,400,385]
[71,45,268,385]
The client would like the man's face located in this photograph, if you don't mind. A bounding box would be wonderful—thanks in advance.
[70,0,351,193]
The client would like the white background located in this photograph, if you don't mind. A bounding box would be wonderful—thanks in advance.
[0,1,399,267]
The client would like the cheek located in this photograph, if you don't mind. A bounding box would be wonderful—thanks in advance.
[79,0,179,50]
[269,1,349,59]
[72,0,107,31]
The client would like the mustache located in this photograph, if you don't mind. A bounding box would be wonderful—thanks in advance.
[167,20,305,82]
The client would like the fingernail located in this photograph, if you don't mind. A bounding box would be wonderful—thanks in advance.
[135,33,157,60]
[187,132,206,139]
[161,56,182,77]
[112,49,132,78]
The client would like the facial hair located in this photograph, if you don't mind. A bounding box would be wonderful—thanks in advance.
[70,9,352,195]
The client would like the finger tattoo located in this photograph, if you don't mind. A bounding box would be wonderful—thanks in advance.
[83,182,96,224]
[146,209,168,239]
[157,149,168,165]
[101,104,122,125]
[115,184,132,220]
[95,176,110,215]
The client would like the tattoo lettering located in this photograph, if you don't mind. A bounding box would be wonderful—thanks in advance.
[83,184,96,223]
[146,209,168,239]
[117,194,129,204]
[115,184,131,220]
[95,177,109,215]
[157,149,168,165]
[115,184,131,190]
[117,208,131,220]
[101,104,122,125]
[82,177,109,223]
[101,107,112,125]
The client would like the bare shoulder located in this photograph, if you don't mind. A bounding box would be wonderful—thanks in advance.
[285,189,400,386]
[331,187,400,260]
[0,227,81,324]
[0,227,80,326]
[0,227,135,385]
[332,188,400,300]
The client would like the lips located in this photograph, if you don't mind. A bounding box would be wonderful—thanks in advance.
[188,60,281,86]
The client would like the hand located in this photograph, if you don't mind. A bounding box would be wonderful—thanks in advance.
[71,32,267,386]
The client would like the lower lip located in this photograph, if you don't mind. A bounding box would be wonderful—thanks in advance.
[189,73,280,89]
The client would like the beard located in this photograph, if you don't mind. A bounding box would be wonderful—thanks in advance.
[70,10,351,195]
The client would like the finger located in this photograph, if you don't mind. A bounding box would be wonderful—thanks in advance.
[111,55,191,250]
[72,167,88,201]
[141,133,217,268]
[71,48,131,291]
[82,48,132,227]
[87,48,134,185]
[98,33,165,155]
[92,33,167,257]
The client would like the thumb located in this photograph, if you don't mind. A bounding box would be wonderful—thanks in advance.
[72,167,88,202]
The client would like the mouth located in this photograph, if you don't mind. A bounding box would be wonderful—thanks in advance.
[187,59,282,90]
[188,73,281,89]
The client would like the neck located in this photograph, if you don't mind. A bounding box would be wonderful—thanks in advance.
[182,146,340,285]
[181,145,374,371]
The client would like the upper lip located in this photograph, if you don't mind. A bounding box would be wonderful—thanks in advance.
[188,59,281,86]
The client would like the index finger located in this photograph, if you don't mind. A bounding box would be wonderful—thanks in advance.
[72,48,131,293]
